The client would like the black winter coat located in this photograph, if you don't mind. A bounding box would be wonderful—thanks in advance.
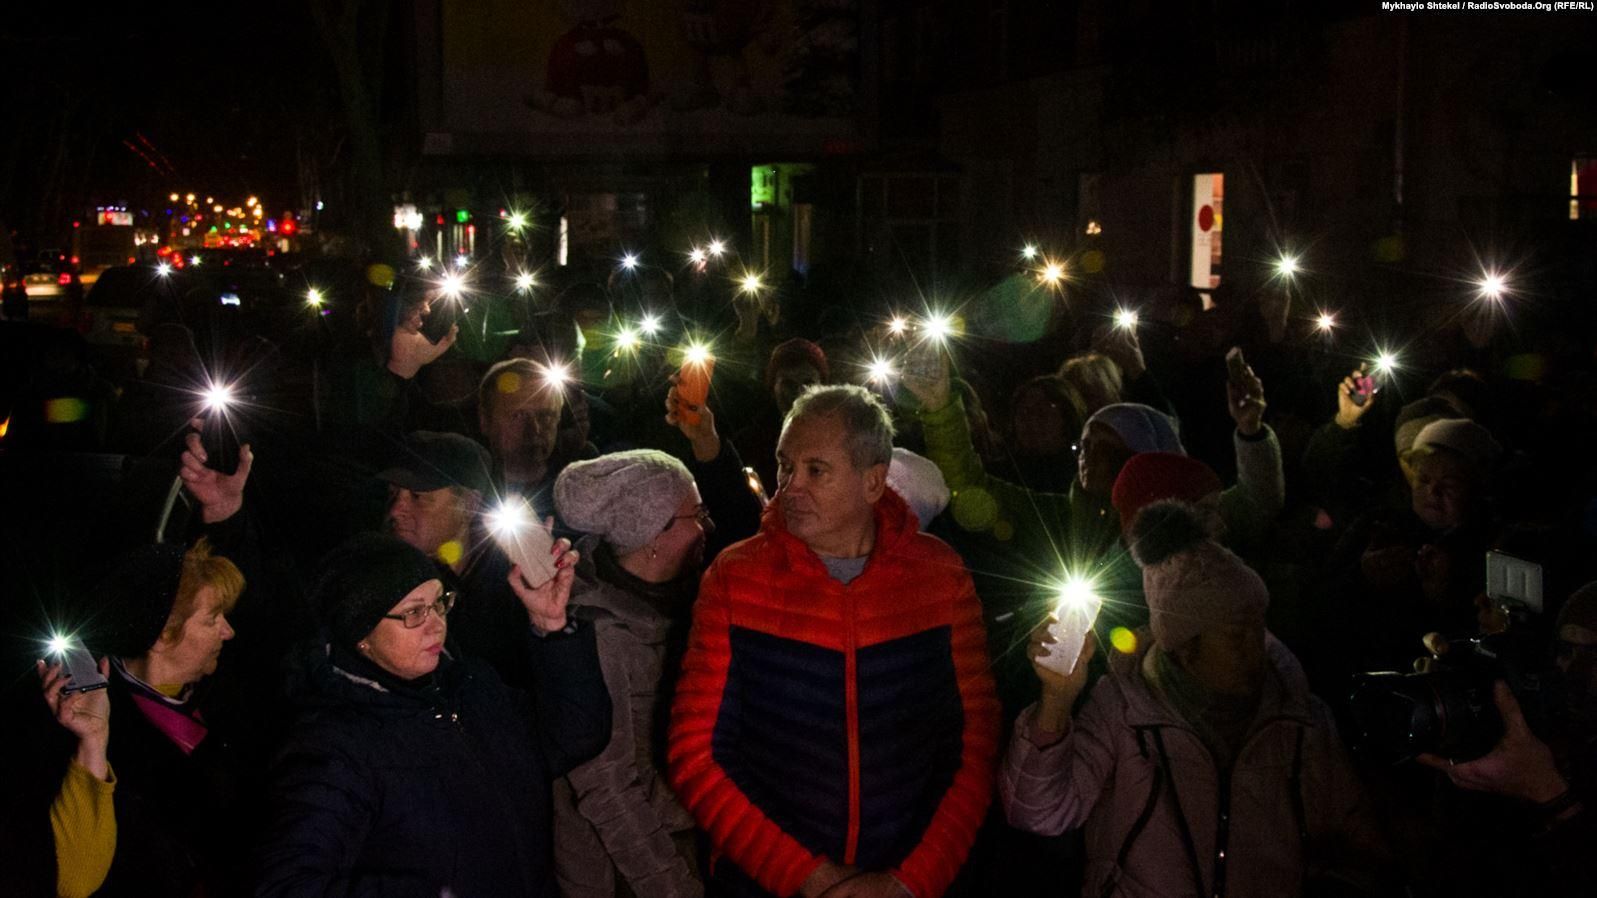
[256,626,611,898]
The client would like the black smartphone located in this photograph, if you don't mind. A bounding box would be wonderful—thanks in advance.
[420,297,460,344]
[1225,346,1250,384]
[201,409,241,476]
[54,639,108,695]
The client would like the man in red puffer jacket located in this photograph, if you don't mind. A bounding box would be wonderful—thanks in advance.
[670,385,1000,898]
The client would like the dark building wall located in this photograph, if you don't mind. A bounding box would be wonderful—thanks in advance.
[935,6,1596,313]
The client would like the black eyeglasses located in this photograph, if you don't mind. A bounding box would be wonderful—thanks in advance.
[382,591,457,629]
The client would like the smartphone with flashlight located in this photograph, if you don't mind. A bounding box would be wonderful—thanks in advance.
[52,638,108,695]
[1486,551,1543,615]
[420,296,460,344]
[491,507,560,589]
[676,355,715,426]
[1350,367,1382,408]
[901,338,944,386]
[201,407,242,476]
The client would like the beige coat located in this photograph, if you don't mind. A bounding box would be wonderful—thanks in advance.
[553,541,702,898]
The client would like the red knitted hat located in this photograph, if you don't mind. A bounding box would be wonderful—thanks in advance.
[1111,451,1223,538]
[765,338,829,391]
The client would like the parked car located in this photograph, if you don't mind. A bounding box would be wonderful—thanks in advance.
[78,264,192,350]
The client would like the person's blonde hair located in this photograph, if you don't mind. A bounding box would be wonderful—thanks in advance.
[158,538,244,643]
[1058,352,1124,415]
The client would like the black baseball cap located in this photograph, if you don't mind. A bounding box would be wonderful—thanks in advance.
[377,431,492,495]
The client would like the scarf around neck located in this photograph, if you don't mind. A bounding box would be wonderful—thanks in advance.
[112,657,208,756]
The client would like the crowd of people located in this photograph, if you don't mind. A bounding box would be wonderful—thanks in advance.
[1,245,1595,898]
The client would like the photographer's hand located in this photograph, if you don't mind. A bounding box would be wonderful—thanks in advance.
[1417,682,1568,804]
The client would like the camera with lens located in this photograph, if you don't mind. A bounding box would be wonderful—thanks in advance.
[1348,552,1549,765]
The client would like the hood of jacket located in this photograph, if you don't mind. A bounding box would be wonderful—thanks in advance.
[569,534,693,644]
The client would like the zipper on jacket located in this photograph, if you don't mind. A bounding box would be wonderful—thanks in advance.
[1212,766,1232,898]
[842,581,862,865]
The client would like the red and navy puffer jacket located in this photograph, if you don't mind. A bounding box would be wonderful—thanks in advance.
[668,489,999,898]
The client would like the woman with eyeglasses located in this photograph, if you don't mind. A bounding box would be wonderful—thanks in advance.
[257,532,612,897]
[547,450,715,898]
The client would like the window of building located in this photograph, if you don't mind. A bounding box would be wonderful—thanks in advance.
[857,172,962,279]
[1190,173,1224,289]
[1572,157,1597,221]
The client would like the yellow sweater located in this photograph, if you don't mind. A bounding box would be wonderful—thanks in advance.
[50,760,116,898]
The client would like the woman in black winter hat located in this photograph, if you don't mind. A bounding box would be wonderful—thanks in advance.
[257,531,612,898]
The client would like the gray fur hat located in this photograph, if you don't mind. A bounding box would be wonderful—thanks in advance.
[554,450,697,554]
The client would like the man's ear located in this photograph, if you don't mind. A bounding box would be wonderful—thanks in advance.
[862,461,889,504]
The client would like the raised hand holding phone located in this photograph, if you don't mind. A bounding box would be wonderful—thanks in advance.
[676,345,715,427]
[1224,346,1267,436]
[899,339,951,411]
[488,500,560,589]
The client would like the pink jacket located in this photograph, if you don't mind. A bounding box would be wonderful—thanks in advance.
[1000,633,1381,898]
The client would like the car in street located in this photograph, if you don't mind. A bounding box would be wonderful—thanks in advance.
[23,254,76,299]
[78,264,191,351]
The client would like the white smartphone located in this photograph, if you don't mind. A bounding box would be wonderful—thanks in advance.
[1485,551,1543,615]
